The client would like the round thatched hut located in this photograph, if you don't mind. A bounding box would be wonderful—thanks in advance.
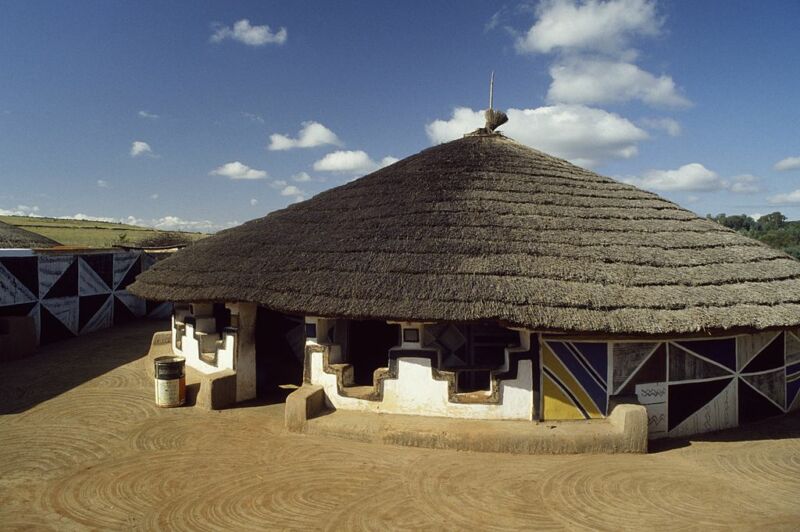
[129,127,800,440]
[0,220,59,249]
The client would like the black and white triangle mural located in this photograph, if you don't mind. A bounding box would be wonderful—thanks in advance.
[0,250,170,345]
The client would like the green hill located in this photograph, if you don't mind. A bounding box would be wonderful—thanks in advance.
[0,215,208,248]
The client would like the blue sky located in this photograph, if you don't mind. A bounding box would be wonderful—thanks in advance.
[1,0,798,231]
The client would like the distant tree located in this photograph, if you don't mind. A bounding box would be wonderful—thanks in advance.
[757,212,787,231]
[707,213,756,231]
[708,211,799,259]
[136,232,193,247]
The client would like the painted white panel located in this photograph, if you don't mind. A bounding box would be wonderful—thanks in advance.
[635,382,667,405]
[668,378,737,438]
[28,303,41,343]
[38,255,73,298]
[112,252,139,290]
[78,258,111,296]
[115,291,146,317]
[41,296,79,335]
[643,402,667,438]
[0,262,37,305]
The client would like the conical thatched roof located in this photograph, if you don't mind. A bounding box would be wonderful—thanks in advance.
[0,220,60,248]
[129,134,800,335]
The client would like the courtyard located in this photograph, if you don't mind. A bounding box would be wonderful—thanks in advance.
[1,320,799,530]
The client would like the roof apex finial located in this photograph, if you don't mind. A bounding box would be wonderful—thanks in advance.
[489,70,494,111]
[484,71,508,133]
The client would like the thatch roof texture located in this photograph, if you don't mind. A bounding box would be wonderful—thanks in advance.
[0,221,60,248]
[129,134,800,335]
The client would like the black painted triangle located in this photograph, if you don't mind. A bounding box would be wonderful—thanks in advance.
[118,256,142,291]
[43,259,78,299]
[39,304,76,345]
[742,333,784,373]
[739,377,785,425]
[675,338,736,371]
[113,294,137,325]
[83,253,114,290]
[668,378,732,431]
[741,370,785,410]
[0,301,37,318]
[669,344,731,381]
[619,344,667,395]
[79,294,112,331]
[0,257,39,298]
[146,299,160,314]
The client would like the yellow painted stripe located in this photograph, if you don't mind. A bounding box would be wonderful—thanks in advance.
[543,373,585,421]
[543,345,602,418]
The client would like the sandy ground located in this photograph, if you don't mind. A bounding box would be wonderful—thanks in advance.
[1,321,800,531]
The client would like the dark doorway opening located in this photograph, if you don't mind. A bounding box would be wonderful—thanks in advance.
[254,307,305,401]
[342,320,400,385]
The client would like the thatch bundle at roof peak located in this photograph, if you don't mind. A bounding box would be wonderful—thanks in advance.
[129,135,800,335]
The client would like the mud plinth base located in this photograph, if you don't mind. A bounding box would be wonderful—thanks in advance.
[286,386,647,454]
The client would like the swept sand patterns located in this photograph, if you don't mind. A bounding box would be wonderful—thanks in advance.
[1,321,800,530]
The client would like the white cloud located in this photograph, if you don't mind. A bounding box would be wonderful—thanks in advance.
[729,174,761,194]
[280,185,303,197]
[138,110,159,119]
[270,179,288,189]
[514,0,688,110]
[130,141,153,157]
[210,161,268,180]
[60,213,119,223]
[380,156,400,167]
[516,0,660,54]
[313,150,392,174]
[774,156,800,172]
[292,171,313,182]
[210,19,287,46]
[768,189,800,205]
[150,193,159,200]
[641,117,681,136]
[626,167,762,194]
[96,179,110,188]
[250,198,258,206]
[268,121,341,150]
[624,163,726,192]
[548,59,689,107]
[426,105,648,167]
[0,204,40,216]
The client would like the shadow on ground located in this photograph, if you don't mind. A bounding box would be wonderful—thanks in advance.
[0,320,167,414]
[648,411,800,452]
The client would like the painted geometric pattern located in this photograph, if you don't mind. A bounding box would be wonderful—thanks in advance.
[606,332,799,439]
[542,341,607,420]
[786,361,800,412]
[0,251,164,345]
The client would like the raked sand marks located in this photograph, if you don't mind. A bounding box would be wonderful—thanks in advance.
[0,424,121,483]
[45,450,248,530]
[141,445,405,531]
[401,452,573,531]
[538,455,772,530]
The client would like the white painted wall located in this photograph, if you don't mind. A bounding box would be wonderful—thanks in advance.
[171,316,236,375]
[308,348,534,420]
